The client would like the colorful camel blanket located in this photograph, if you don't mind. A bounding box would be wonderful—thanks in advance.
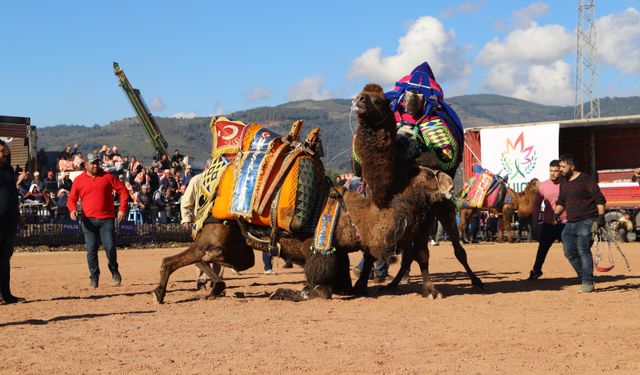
[192,116,328,240]
[459,165,509,209]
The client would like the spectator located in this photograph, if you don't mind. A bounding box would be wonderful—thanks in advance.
[129,156,141,175]
[23,184,49,206]
[72,152,84,170]
[32,171,44,191]
[554,153,606,293]
[58,171,72,192]
[0,139,25,304]
[135,184,152,215]
[159,154,171,170]
[120,155,129,171]
[111,146,122,161]
[68,153,128,288]
[159,169,172,189]
[486,213,499,241]
[16,171,31,197]
[150,155,161,170]
[171,149,184,170]
[43,170,59,195]
[182,165,194,187]
[59,144,77,161]
[98,145,109,160]
[153,185,169,224]
[148,166,160,194]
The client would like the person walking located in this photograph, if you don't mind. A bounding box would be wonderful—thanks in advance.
[0,140,25,304]
[180,159,222,288]
[68,153,129,288]
[527,160,566,280]
[554,154,606,293]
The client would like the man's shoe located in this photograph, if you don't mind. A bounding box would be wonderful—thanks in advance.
[579,283,595,293]
[282,261,293,269]
[2,295,25,304]
[112,271,122,286]
[264,269,274,275]
[527,270,543,281]
[90,278,99,288]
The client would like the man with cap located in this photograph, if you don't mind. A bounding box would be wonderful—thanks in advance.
[68,153,129,288]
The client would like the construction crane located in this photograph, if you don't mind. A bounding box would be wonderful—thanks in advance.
[113,62,169,157]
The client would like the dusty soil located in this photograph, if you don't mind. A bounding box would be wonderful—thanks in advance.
[2,241,640,374]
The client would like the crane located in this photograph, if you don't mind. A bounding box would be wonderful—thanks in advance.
[113,62,169,157]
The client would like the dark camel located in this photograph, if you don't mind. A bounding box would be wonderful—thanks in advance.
[351,84,483,297]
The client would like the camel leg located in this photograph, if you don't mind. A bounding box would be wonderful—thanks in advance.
[414,245,441,299]
[352,252,375,296]
[437,201,484,288]
[382,250,413,291]
[195,262,226,297]
[153,245,203,304]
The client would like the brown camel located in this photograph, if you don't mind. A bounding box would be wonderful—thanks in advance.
[152,121,452,303]
[351,84,483,297]
[458,178,540,242]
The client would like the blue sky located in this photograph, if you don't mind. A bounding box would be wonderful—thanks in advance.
[2,0,639,127]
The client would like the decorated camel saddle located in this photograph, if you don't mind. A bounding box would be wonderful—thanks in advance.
[193,116,340,255]
[385,62,465,176]
[459,165,509,209]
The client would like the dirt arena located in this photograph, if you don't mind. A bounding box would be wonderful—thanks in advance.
[2,241,640,374]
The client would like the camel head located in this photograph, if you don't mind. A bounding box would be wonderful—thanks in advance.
[351,84,394,131]
[418,167,454,201]
[526,178,540,193]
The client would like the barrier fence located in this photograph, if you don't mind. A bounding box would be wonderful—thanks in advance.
[16,221,191,247]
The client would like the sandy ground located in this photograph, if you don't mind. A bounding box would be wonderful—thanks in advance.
[2,241,640,375]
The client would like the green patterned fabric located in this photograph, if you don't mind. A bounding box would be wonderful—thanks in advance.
[292,158,329,234]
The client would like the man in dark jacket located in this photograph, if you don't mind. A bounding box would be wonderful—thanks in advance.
[0,140,25,304]
[554,154,606,293]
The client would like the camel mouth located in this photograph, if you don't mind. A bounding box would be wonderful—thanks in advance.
[351,98,366,114]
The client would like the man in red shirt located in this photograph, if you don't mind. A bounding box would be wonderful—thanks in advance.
[68,153,129,288]
[527,160,566,280]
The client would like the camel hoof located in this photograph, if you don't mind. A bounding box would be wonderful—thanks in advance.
[152,288,165,304]
[471,277,484,289]
[211,281,226,296]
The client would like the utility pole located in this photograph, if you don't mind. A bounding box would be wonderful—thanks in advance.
[575,0,600,119]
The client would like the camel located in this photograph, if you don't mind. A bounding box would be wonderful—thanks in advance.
[458,178,540,243]
[152,118,452,303]
[351,84,483,297]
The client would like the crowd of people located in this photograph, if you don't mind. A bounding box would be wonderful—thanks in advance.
[17,144,194,224]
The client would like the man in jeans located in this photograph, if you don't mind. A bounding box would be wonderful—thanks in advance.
[554,154,606,293]
[527,160,566,280]
[68,153,129,288]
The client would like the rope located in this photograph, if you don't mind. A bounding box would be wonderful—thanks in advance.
[591,222,632,272]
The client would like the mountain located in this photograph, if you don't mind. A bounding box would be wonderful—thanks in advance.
[37,94,640,172]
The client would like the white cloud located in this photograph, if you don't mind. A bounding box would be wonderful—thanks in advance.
[440,1,484,18]
[171,112,197,119]
[597,7,640,74]
[476,21,574,104]
[512,2,549,29]
[150,97,166,112]
[348,16,471,88]
[244,85,271,103]
[287,76,332,101]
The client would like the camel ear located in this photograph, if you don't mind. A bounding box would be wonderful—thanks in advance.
[435,171,454,195]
